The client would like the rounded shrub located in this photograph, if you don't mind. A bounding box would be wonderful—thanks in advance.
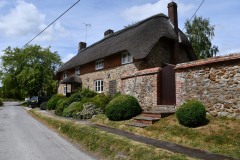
[62,101,84,118]
[63,89,97,108]
[55,98,68,116]
[176,100,206,127]
[77,102,103,119]
[47,94,64,110]
[79,88,97,98]
[90,94,111,112]
[105,95,142,121]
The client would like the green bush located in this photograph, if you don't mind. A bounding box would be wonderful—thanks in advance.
[111,92,121,99]
[55,98,68,116]
[79,88,97,98]
[90,94,111,112]
[77,102,103,119]
[63,102,84,118]
[105,95,142,121]
[47,94,64,110]
[64,88,97,108]
[0,99,3,107]
[176,100,206,127]
[40,102,48,110]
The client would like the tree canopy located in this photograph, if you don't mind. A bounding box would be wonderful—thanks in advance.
[185,16,219,59]
[0,45,62,99]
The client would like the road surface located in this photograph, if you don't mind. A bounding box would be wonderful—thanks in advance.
[0,102,96,160]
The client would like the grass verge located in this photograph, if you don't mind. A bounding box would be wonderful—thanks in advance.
[91,114,240,159]
[29,109,193,160]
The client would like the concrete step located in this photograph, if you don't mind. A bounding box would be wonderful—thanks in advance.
[143,109,175,118]
[133,116,160,125]
[156,105,176,110]
[126,122,150,128]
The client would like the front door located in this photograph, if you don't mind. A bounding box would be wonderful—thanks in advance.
[161,65,176,105]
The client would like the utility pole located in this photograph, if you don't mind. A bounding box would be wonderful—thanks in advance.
[83,23,91,43]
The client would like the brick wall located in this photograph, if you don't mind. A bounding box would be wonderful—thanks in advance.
[175,53,240,118]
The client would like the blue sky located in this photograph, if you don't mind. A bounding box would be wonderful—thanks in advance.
[0,0,239,62]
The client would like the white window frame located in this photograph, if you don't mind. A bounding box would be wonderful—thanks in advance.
[63,86,67,95]
[122,52,133,64]
[95,59,104,70]
[75,67,80,75]
[94,80,103,93]
[63,71,67,78]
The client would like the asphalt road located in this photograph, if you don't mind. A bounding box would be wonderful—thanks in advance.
[0,102,96,160]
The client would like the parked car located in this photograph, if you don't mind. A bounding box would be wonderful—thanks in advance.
[27,96,43,108]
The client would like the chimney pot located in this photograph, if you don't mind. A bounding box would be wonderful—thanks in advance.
[79,42,87,51]
[168,2,179,65]
[104,29,114,37]
[168,2,178,34]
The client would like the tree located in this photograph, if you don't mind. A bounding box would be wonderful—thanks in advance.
[0,45,62,99]
[185,16,219,59]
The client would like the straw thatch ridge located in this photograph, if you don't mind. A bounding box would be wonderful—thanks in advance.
[60,74,82,84]
[58,13,194,73]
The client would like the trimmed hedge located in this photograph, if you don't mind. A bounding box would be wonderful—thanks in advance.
[176,99,206,127]
[47,94,64,110]
[105,95,142,121]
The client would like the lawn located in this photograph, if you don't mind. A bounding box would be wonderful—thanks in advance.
[29,109,194,160]
[91,114,240,159]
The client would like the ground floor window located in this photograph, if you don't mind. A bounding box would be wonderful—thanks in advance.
[94,80,103,93]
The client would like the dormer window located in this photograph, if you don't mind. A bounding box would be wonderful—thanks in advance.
[75,67,80,75]
[95,59,104,70]
[63,71,67,79]
[122,52,133,64]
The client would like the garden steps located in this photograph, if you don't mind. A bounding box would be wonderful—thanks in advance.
[126,122,150,128]
[126,106,176,128]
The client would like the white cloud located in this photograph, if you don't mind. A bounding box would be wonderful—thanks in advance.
[121,0,195,22]
[35,22,69,42]
[0,0,68,41]
[0,1,7,8]
[0,1,45,36]
[62,53,75,63]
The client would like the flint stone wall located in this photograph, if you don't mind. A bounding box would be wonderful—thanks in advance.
[175,54,240,118]
[121,67,160,111]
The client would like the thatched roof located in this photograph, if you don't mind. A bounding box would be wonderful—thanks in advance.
[60,75,82,84]
[58,13,194,73]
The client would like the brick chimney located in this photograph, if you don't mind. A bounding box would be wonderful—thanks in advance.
[168,2,179,64]
[78,42,86,51]
[104,29,114,37]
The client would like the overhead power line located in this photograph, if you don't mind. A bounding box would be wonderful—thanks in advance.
[182,0,205,31]
[22,0,81,49]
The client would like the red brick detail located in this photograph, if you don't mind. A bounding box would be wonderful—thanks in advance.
[175,53,240,70]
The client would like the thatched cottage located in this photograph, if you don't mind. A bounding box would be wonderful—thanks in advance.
[56,2,196,111]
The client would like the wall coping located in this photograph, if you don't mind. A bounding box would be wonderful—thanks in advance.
[175,53,240,70]
[121,67,161,79]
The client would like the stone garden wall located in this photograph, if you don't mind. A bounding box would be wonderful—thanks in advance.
[175,53,240,118]
[121,67,160,111]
